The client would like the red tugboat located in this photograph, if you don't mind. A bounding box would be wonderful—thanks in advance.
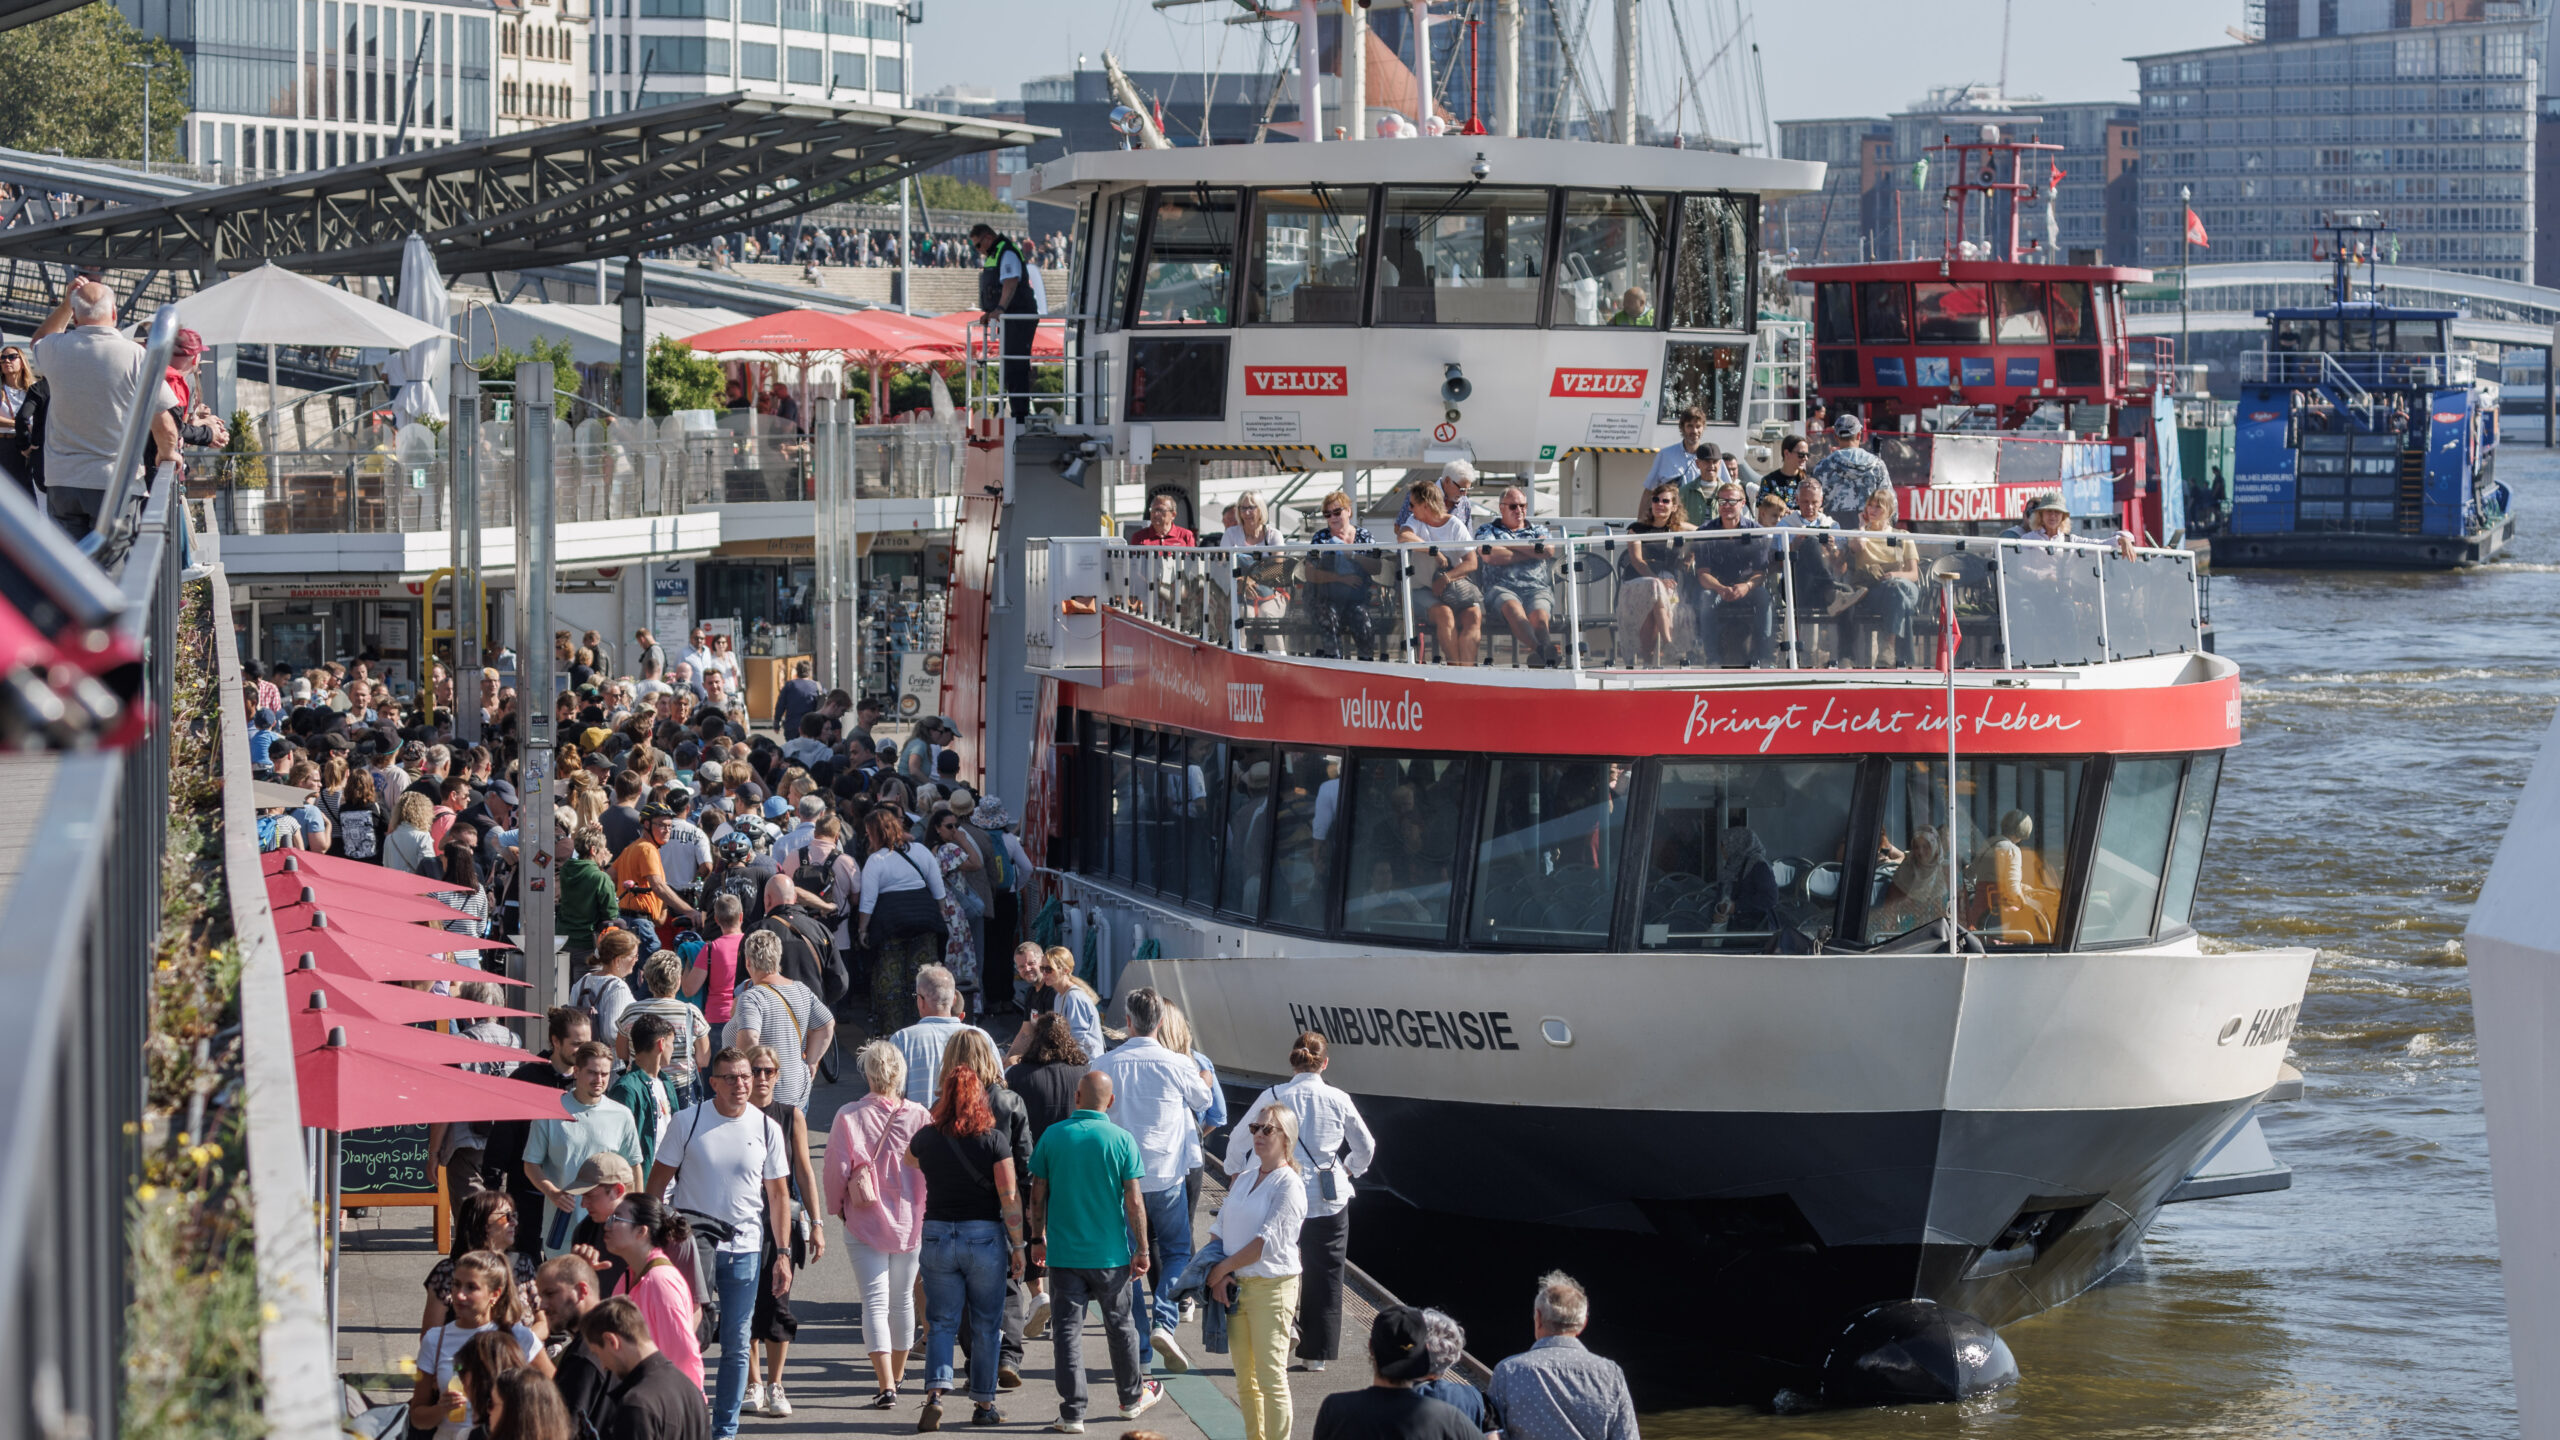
[1790,126,2192,550]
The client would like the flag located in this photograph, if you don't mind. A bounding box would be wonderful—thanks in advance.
[2049,162,2067,189]
[2185,207,2211,248]
[1941,585,1962,677]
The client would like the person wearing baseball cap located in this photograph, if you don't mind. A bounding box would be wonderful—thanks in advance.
[612,801,702,954]
[562,1152,640,1295]
[1306,1305,1476,1440]
[1812,410,1895,530]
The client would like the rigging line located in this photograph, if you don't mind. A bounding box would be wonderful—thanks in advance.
[1660,0,1704,143]
[1739,1,1771,155]
[1538,0,1600,140]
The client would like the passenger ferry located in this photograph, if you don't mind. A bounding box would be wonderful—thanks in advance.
[936,135,2312,1404]
[2205,210,2514,568]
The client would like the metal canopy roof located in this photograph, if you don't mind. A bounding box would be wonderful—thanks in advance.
[0,93,1055,276]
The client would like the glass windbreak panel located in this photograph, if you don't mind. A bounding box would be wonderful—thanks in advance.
[1859,282,1910,343]
[1874,758,2082,946]
[1268,748,1344,928]
[1185,737,1223,902]
[1132,731,1159,889]
[2102,550,2197,659]
[1639,762,1858,951]
[1554,189,1667,327]
[1342,756,1472,941]
[2159,753,2220,929]
[1109,726,1135,882]
[2048,281,2093,342]
[1993,281,2049,343]
[1102,192,1143,331]
[1135,188,1242,326]
[1219,746,1274,917]
[2002,537,2108,666]
[1669,193,1754,329]
[1375,186,1550,325]
[2081,757,2184,945]
[1816,282,1856,345]
[1913,282,1992,343]
[2337,315,2377,352]
[1247,187,1369,325]
[1469,759,1631,949]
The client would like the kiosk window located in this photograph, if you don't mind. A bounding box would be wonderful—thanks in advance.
[1247,187,1369,325]
[1134,188,1241,326]
[1554,189,1667,327]
[1375,186,1549,326]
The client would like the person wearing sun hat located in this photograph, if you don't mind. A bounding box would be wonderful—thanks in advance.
[1309,1305,1477,1440]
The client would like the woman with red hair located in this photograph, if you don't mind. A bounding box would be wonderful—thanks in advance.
[908,1036,1027,1429]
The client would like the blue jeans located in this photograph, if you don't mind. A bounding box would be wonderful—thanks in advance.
[1696,586,1774,666]
[711,1245,761,1437]
[1138,1183,1192,1364]
[922,1219,1010,1404]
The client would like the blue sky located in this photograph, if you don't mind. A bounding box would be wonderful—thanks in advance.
[910,0,2248,123]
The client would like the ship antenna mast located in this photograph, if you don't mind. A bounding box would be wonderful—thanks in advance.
[1997,0,2012,95]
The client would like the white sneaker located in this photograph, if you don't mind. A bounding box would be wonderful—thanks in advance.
[1306,1360,1328,1372]
[1120,1381,1164,1420]
[765,1383,793,1418]
[741,1381,767,1414]
[1151,1328,1191,1374]
[1025,1295,1052,1335]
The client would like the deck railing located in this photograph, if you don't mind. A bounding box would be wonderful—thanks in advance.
[1031,528,2203,675]
[2239,348,2478,389]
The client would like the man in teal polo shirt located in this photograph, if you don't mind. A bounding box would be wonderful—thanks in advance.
[1028,1071,1164,1431]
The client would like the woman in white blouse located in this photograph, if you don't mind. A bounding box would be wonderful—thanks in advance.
[1208,1103,1308,1440]
[1222,1030,1376,1372]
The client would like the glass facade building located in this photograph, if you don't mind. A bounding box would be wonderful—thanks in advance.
[595,0,909,113]
[2132,19,2540,279]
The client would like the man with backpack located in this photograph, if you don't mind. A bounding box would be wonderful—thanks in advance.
[649,1047,795,1440]
[753,876,839,1008]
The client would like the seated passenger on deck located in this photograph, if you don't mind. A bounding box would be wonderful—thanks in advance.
[1614,483,1691,666]
[1968,809,2059,944]
[1223,490,1292,652]
[1477,486,1561,667]
[1303,490,1383,658]
[2003,491,2138,556]
[1693,484,1776,667]
[1399,480,1484,666]
[1843,494,1922,666]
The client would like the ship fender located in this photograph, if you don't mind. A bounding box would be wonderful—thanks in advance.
[1816,1299,2019,1406]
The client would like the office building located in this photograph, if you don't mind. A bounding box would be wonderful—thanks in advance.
[494,0,588,131]
[2131,18,2540,279]
[590,0,911,115]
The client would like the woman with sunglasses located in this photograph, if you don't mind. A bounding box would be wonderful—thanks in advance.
[602,1195,707,1395]
[1223,1031,1375,1374]
[1614,482,1692,667]
[927,805,983,994]
[1301,490,1383,659]
[1222,490,1292,654]
[0,347,30,486]
[422,1191,545,1334]
[1207,1104,1308,1440]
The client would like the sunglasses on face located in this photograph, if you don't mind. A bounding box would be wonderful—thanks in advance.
[1248,1122,1278,1137]
[711,1071,753,1084]
[751,1065,780,1076]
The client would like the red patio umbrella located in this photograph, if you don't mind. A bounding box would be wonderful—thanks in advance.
[265,849,471,897]
[686,306,962,422]
[907,311,1068,360]
[295,1027,567,1132]
[276,908,515,956]
[283,955,535,1025]
[266,876,480,928]
[289,1004,531,1067]
[281,936,522,988]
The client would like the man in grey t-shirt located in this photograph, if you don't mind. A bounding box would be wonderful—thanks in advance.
[30,280,179,538]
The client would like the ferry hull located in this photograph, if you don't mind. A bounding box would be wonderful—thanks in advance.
[2205,516,2514,570]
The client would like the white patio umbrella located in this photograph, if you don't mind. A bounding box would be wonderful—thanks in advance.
[171,261,449,447]
[2469,706,2560,1440]
[385,234,450,422]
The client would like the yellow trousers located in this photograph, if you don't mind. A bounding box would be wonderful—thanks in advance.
[1229,1273,1300,1440]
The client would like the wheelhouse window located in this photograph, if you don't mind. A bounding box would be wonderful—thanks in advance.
[1858,282,1910,343]
[1638,761,1858,951]
[1375,186,1549,326]
[1246,186,1370,325]
[2158,753,2220,931]
[1134,187,1242,326]
[1269,748,1343,927]
[1658,341,1749,425]
[1992,281,2048,343]
[1098,192,1142,333]
[1554,189,1667,327]
[1220,745,1273,918]
[1342,756,1471,941]
[1874,758,2082,947]
[2081,757,2183,945]
[2048,281,2093,342]
[1816,281,1857,345]
[1913,281,1991,343]
[1469,758,1629,949]
[1668,193,1753,329]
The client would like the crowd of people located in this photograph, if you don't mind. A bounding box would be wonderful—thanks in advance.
[696,224,1069,274]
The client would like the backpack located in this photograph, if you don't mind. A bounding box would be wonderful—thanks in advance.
[789,845,839,904]
[715,868,767,930]
[979,828,1017,894]
[571,970,632,1038]
[336,806,379,861]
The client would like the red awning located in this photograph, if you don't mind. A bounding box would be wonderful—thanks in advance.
[295,1029,564,1131]
[278,933,522,987]
[283,962,535,1025]
[903,311,1067,360]
[277,908,516,956]
[265,850,471,897]
[684,307,962,361]
[265,875,478,927]
[289,1007,531,1067]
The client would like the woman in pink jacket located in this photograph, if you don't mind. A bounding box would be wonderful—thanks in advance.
[827,1039,931,1407]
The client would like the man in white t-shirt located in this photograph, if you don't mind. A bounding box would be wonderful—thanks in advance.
[650,1046,794,1439]
[655,789,717,897]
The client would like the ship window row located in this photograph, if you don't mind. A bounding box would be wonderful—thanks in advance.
[1060,712,2222,955]
[1086,184,1756,334]
[1816,279,2118,349]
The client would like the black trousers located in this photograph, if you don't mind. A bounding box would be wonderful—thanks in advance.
[1296,1208,1349,1361]
[1001,313,1037,420]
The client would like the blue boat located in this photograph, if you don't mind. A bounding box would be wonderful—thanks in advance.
[2209,209,2515,568]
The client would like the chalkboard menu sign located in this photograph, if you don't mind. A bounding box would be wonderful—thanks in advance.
[340,1125,437,1196]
